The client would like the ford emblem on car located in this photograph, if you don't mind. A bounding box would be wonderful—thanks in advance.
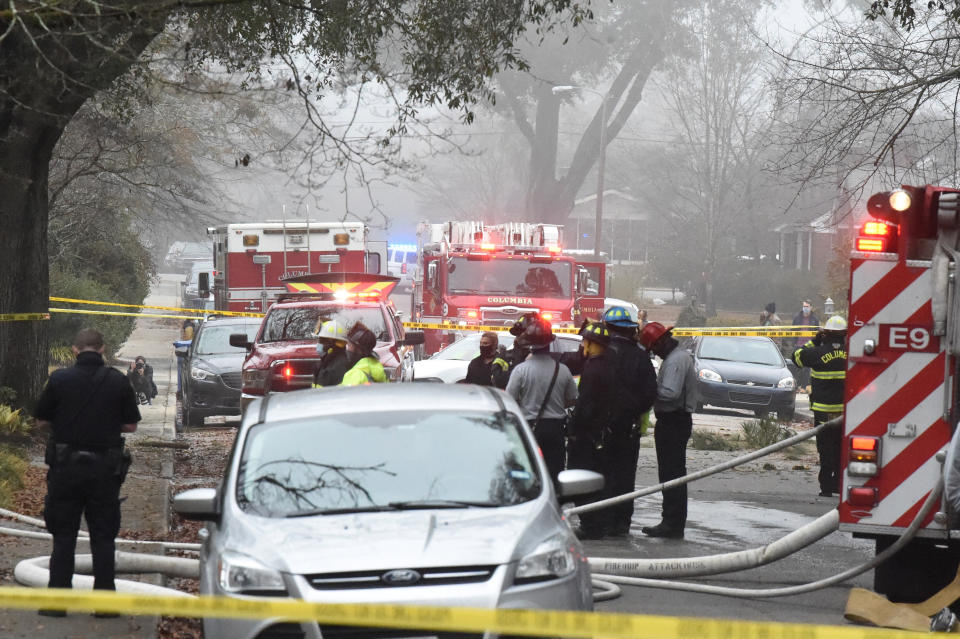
[381,569,422,585]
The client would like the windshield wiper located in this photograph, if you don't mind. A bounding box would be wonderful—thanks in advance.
[285,505,398,518]
[386,499,499,510]
[700,356,735,362]
[743,361,776,366]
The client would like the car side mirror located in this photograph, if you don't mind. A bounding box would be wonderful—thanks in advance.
[175,349,188,358]
[229,333,252,350]
[556,469,604,498]
[397,331,425,346]
[198,272,210,299]
[173,487,220,521]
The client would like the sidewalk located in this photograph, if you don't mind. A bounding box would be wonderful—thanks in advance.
[0,274,182,638]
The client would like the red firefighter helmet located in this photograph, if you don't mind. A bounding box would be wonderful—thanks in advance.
[639,322,673,349]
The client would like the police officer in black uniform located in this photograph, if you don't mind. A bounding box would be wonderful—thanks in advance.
[34,329,140,616]
[600,306,658,535]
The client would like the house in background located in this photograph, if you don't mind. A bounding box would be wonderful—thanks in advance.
[567,188,649,264]
[774,185,857,276]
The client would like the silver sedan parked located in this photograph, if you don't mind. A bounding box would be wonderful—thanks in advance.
[174,384,603,639]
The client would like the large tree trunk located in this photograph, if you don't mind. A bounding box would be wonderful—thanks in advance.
[0,13,166,405]
[0,114,64,402]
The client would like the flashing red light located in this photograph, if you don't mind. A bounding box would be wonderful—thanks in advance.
[848,487,878,507]
[283,366,293,378]
[541,312,553,321]
[856,238,886,252]
[548,245,562,253]
[466,310,479,319]
[851,436,878,451]
[401,262,407,274]
[480,243,496,251]
[863,222,891,236]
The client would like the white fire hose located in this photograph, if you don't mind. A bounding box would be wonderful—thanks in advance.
[14,553,196,597]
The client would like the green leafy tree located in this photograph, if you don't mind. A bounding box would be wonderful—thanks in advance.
[0,0,590,403]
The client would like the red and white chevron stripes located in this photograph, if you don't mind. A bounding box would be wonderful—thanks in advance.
[840,256,950,531]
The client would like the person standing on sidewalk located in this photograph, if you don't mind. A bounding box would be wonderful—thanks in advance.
[793,316,847,497]
[34,328,139,616]
[639,322,698,539]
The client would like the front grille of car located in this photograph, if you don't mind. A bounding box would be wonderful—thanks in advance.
[220,372,243,389]
[727,379,774,388]
[728,392,771,406]
[306,565,497,590]
[254,622,306,639]
[318,626,480,639]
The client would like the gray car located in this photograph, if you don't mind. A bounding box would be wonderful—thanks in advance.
[174,384,603,639]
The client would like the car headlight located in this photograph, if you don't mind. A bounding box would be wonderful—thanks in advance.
[698,369,722,383]
[515,534,577,584]
[778,377,795,389]
[218,550,287,595]
[191,366,216,381]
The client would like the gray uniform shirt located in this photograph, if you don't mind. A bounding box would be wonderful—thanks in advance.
[945,427,960,523]
[506,353,578,421]
[655,347,698,413]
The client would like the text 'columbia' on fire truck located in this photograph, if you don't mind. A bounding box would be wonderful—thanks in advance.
[844,184,960,602]
[207,221,387,313]
[411,220,606,353]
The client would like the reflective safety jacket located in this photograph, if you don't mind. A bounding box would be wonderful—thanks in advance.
[793,337,846,413]
[340,356,388,386]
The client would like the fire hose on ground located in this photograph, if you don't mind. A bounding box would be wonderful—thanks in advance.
[0,416,936,609]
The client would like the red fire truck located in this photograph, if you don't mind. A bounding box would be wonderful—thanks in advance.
[207,221,387,313]
[411,221,606,353]
[842,184,960,602]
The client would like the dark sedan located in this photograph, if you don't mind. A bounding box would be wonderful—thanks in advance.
[688,336,796,420]
[180,316,261,428]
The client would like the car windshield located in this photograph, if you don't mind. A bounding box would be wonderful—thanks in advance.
[698,337,783,366]
[235,410,542,517]
[447,257,572,299]
[195,323,259,355]
[261,306,389,343]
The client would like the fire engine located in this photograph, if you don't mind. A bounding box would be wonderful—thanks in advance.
[843,184,960,602]
[207,220,387,313]
[411,221,606,353]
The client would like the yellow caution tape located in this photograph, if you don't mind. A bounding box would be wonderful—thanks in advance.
[401,322,820,338]
[0,586,926,638]
[0,312,50,322]
[671,328,819,338]
[49,296,264,318]
[402,321,579,334]
[49,308,200,321]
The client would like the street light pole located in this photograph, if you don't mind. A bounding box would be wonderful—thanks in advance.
[552,85,608,258]
[594,95,607,259]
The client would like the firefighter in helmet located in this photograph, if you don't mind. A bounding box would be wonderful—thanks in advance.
[793,315,847,497]
[312,319,350,387]
[505,313,577,484]
[340,322,387,386]
[639,321,698,538]
[567,321,618,537]
[590,305,657,537]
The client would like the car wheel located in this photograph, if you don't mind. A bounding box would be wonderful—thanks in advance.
[754,409,769,418]
[777,407,795,421]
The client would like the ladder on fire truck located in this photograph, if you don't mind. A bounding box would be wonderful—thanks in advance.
[280,204,313,276]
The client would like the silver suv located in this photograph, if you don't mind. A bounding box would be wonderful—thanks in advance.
[174,384,602,639]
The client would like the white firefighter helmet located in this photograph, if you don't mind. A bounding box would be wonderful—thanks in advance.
[315,319,347,343]
[824,315,848,332]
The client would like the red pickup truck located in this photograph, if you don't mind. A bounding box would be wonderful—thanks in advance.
[230,276,423,408]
